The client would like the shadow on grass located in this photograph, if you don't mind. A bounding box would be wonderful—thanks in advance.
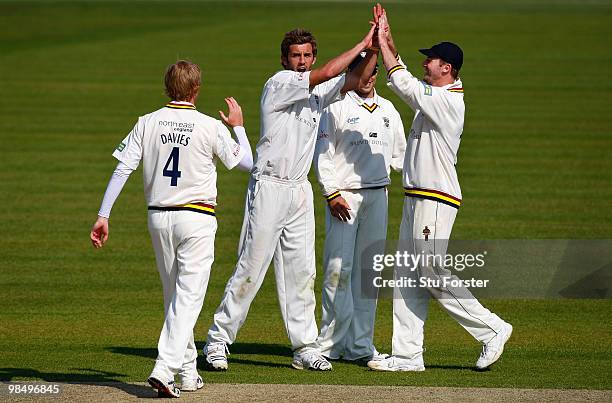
[229,342,292,357]
[0,368,154,398]
[107,346,157,359]
[108,342,292,359]
[108,342,293,370]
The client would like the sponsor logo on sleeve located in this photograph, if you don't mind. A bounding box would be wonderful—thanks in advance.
[423,83,433,96]
[232,144,241,157]
[116,142,126,152]
[317,132,329,140]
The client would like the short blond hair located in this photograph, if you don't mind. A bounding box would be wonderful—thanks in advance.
[164,60,201,101]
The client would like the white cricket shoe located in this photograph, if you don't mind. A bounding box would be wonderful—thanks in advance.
[147,375,181,398]
[367,355,425,372]
[292,349,333,371]
[359,349,390,365]
[476,323,513,370]
[180,375,204,392]
[203,342,229,371]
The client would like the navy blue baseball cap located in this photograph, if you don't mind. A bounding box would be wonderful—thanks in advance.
[348,51,378,75]
[419,42,463,71]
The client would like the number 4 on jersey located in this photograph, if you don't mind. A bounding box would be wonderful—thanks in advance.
[163,147,182,186]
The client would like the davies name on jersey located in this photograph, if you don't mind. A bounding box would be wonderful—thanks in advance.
[160,132,190,147]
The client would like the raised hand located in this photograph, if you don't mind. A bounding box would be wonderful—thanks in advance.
[219,97,244,128]
[373,3,383,24]
[361,20,378,50]
[376,8,397,56]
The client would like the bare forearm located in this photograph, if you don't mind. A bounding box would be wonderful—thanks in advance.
[310,40,368,88]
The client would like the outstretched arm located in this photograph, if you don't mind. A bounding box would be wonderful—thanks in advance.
[377,8,401,72]
[309,23,377,90]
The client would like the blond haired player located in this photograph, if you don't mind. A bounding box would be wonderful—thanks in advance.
[314,53,406,363]
[368,6,512,372]
[203,25,379,372]
[90,60,253,397]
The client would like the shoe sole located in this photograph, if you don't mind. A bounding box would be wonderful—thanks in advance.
[291,361,332,371]
[476,325,513,370]
[204,360,228,371]
[368,364,425,372]
[147,377,180,398]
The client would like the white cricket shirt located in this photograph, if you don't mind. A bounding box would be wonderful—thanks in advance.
[387,61,465,208]
[314,90,406,198]
[252,70,346,181]
[112,101,245,207]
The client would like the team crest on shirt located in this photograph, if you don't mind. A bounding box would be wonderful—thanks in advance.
[383,117,390,128]
[116,142,126,152]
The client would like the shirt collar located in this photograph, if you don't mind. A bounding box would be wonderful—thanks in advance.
[165,100,196,109]
[348,90,380,113]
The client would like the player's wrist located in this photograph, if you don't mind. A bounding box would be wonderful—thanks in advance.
[325,191,341,203]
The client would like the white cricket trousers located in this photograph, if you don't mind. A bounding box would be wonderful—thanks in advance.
[207,176,318,350]
[317,188,387,360]
[393,197,505,358]
[148,210,216,380]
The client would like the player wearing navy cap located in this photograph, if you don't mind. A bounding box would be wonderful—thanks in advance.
[368,5,512,372]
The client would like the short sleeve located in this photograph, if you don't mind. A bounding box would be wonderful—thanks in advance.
[213,121,246,170]
[312,74,346,109]
[263,70,311,112]
[112,117,144,170]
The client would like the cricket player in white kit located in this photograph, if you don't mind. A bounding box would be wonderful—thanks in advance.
[368,6,512,372]
[204,25,380,371]
[314,54,406,362]
[90,60,253,397]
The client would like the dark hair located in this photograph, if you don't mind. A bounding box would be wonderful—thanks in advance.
[281,28,317,60]
[164,60,201,101]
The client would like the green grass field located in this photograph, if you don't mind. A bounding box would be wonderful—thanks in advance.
[1,0,611,391]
